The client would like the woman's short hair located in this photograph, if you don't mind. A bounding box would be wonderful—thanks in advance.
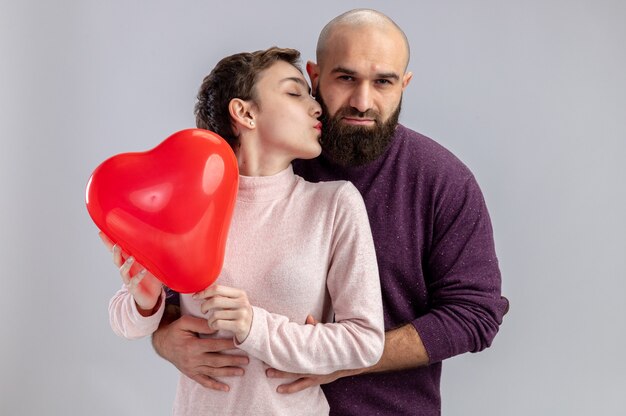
[195,47,301,149]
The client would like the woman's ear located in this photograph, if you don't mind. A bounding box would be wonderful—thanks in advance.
[229,98,255,130]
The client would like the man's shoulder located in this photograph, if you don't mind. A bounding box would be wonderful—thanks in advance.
[392,124,473,179]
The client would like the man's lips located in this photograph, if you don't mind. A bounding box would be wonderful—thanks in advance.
[342,117,375,125]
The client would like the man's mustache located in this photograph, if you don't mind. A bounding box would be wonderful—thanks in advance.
[330,107,381,123]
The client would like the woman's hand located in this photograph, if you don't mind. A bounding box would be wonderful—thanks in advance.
[100,232,163,315]
[193,285,253,344]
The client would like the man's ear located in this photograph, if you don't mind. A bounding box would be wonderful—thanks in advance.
[228,98,255,129]
[401,71,413,91]
[306,61,320,93]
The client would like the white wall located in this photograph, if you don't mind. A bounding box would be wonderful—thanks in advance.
[1,1,624,414]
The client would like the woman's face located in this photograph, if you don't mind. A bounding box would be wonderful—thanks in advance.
[251,60,323,161]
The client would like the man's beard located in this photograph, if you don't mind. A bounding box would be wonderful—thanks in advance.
[316,91,401,167]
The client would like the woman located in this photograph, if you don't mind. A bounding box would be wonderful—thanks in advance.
[107,47,383,415]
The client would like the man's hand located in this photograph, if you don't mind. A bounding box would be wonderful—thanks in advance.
[265,367,361,394]
[152,314,249,392]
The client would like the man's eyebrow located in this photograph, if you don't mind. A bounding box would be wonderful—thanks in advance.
[280,77,311,94]
[331,66,357,76]
[330,66,400,81]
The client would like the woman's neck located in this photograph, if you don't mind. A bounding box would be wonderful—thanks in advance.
[236,145,292,177]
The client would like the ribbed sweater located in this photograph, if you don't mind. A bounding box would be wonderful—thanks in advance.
[109,165,384,415]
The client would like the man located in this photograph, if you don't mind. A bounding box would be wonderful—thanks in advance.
[153,9,508,415]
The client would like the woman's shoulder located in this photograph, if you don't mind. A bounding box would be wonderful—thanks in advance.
[295,176,364,208]
[296,175,356,195]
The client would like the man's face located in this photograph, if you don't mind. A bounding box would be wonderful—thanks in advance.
[316,86,401,166]
[308,25,412,166]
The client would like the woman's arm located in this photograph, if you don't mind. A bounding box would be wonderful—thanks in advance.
[221,184,384,374]
[101,233,165,339]
[109,284,166,339]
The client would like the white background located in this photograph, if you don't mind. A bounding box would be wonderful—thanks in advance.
[1,1,624,414]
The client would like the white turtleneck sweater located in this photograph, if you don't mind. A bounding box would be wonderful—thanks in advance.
[109,165,384,415]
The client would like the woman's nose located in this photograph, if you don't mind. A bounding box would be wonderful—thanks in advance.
[310,98,322,117]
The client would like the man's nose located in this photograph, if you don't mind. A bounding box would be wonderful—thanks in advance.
[349,83,373,114]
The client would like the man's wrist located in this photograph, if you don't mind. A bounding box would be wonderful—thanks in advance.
[159,304,181,327]
[151,303,181,358]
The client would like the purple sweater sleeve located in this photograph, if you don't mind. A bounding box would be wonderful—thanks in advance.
[413,173,507,363]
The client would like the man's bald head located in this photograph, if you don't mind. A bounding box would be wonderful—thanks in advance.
[316,9,410,70]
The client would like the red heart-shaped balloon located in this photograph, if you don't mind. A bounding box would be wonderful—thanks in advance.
[86,129,238,293]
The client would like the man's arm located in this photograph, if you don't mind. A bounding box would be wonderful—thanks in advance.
[266,320,429,393]
[151,304,250,392]
[371,323,429,372]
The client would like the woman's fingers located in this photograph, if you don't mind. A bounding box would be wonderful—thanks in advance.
[194,284,244,300]
[193,284,252,341]
[199,294,248,315]
[127,269,147,288]
[208,318,241,335]
[99,232,155,297]
[196,286,249,313]
[101,233,131,269]
[119,256,135,285]
[208,309,245,323]
[207,308,253,342]
[112,243,123,267]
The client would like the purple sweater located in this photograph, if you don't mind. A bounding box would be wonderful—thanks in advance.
[293,124,508,416]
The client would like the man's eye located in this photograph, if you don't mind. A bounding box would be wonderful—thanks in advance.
[338,75,354,81]
[376,79,392,85]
